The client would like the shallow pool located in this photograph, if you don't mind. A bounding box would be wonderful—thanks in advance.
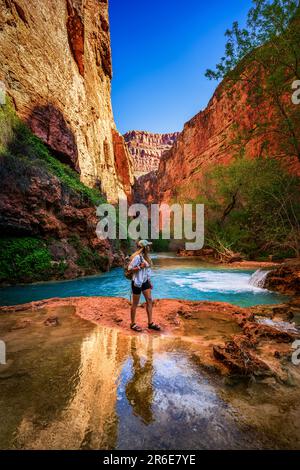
[0,254,287,307]
[1,308,299,450]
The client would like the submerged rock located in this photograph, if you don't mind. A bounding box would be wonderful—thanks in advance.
[213,307,300,381]
[213,337,272,378]
[44,316,60,327]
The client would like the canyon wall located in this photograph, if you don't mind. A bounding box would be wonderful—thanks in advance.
[136,74,300,205]
[0,0,133,202]
[124,130,179,176]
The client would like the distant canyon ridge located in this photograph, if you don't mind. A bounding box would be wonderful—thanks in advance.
[124,130,179,176]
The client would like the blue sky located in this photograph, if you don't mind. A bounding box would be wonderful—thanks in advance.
[109,0,252,134]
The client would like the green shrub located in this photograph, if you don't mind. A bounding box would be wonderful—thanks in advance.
[0,237,52,283]
[199,156,300,259]
[0,101,105,205]
[176,156,300,260]
[0,100,18,153]
[152,235,170,252]
[69,235,109,272]
[77,246,109,271]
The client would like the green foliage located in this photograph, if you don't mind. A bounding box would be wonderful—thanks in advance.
[205,0,300,160]
[0,100,105,205]
[200,156,300,259]
[0,234,110,284]
[77,246,109,271]
[206,0,300,81]
[152,235,170,252]
[0,100,18,153]
[115,205,132,251]
[202,0,300,260]
[68,235,109,271]
[0,237,52,283]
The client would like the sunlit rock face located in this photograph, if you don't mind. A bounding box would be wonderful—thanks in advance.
[15,328,129,450]
[124,131,179,177]
[136,72,300,205]
[0,0,133,202]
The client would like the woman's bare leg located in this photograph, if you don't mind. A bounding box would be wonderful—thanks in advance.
[131,294,141,325]
[142,289,153,325]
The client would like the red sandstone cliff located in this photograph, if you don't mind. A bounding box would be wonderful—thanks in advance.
[0,0,134,202]
[124,130,179,176]
[0,157,122,282]
[0,0,134,284]
[135,71,300,205]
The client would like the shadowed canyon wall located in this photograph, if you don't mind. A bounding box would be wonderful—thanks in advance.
[124,130,179,176]
[0,0,134,284]
[0,0,133,202]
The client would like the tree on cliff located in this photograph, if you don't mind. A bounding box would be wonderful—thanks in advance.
[206,0,300,161]
[202,157,300,259]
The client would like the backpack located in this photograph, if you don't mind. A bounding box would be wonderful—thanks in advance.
[124,255,142,280]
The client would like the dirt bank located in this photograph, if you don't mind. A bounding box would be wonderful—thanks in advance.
[176,250,283,269]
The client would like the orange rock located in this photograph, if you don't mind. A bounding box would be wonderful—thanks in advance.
[0,0,133,201]
[136,67,300,205]
[124,131,179,176]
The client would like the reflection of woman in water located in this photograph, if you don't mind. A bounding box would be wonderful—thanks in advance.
[126,337,154,425]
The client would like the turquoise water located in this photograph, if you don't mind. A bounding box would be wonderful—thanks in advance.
[0,254,287,307]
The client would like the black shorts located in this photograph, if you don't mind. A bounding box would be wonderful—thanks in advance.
[131,280,151,295]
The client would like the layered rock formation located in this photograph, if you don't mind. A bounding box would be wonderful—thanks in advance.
[124,130,179,176]
[0,0,134,284]
[0,0,133,201]
[0,125,125,284]
[265,261,300,296]
[135,74,300,205]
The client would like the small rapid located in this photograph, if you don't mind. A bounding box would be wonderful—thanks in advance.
[173,270,267,293]
[0,256,286,308]
[249,269,271,288]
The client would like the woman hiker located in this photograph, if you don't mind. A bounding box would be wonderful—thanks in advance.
[128,240,161,333]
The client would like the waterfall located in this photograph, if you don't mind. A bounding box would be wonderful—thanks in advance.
[249,269,270,288]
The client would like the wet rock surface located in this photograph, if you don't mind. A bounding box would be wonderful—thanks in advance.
[265,261,300,295]
[0,297,300,449]
[1,296,299,383]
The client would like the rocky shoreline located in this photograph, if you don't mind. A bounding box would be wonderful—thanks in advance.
[265,261,300,296]
[1,296,299,384]
[1,257,299,384]
[177,248,282,268]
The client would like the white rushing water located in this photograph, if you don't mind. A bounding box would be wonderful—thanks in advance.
[0,259,285,307]
[173,270,268,294]
[249,269,271,288]
[256,318,299,334]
